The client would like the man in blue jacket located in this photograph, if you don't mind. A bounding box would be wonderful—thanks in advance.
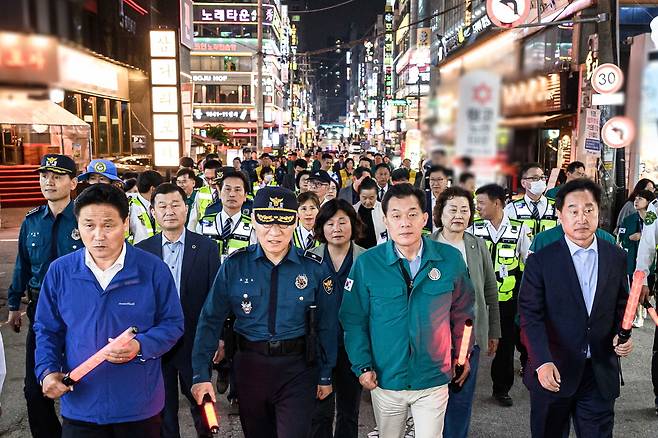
[34,184,184,436]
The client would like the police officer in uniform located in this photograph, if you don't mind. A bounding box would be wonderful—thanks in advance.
[193,159,223,223]
[191,187,337,438]
[128,170,163,244]
[504,163,558,239]
[197,170,254,263]
[6,154,82,438]
[469,184,531,407]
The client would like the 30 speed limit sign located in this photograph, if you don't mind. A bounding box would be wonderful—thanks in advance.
[591,63,624,94]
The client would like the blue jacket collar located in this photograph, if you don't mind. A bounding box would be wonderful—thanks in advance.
[253,243,302,265]
[71,244,141,290]
[42,200,75,220]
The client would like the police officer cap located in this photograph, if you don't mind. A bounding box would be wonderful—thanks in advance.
[36,154,76,176]
[308,170,332,184]
[252,187,298,225]
[78,159,121,182]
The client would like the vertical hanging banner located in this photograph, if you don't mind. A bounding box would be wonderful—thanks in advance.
[150,29,182,167]
[383,6,394,100]
[455,70,501,158]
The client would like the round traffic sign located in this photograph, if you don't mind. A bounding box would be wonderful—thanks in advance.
[486,0,531,29]
[591,63,624,94]
[601,116,635,148]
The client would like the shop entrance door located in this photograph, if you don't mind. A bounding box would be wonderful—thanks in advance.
[1,128,21,165]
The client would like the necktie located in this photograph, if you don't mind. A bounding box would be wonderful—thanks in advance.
[531,202,541,221]
[379,187,385,201]
[212,190,219,203]
[305,234,315,250]
[220,217,233,240]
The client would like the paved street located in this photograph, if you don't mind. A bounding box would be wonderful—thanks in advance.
[1,222,657,437]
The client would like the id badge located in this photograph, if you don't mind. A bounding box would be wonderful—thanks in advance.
[499,265,509,278]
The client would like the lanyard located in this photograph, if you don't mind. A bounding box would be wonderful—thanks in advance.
[398,259,415,297]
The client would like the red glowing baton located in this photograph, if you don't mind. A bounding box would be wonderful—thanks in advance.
[449,319,473,393]
[202,394,220,434]
[618,271,646,344]
[62,326,138,386]
[642,300,658,327]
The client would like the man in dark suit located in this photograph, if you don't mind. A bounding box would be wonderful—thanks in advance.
[519,178,633,438]
[137,183,220,438]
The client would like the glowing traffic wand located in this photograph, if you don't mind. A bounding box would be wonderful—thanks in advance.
[449,319,473,393]
[618,271,646,344]
[202,394,220,434]
[62,326,138,386]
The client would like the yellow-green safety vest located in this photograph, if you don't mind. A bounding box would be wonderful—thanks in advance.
[292,225,320,250]
[198,211,253,263]
[196,186,215,222]
[472,218,524,302]
[509,198,558,238]
[127,195,160,244]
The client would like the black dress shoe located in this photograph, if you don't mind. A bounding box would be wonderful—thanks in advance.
[494,393,514,407]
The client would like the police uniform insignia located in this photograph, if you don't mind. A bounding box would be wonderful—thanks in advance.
[295,274,308,289]
[93,161,107,173]
[323,277,333,294]
[46,156,58,166]
[269,197,284,208]
[71,229,81,240]
[646,211,657,225]
[428,268,441,281]
[344,278,354,292]
[26,206,41,217]
[241,294,252,315]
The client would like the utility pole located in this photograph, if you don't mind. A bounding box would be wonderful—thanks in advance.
[256,0,264,153]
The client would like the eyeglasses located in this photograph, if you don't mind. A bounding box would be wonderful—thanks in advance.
[522,176,547,182]
[429,177,446,184]
[309,181,329,188]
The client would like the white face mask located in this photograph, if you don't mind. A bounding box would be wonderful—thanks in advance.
[529,180,547,196]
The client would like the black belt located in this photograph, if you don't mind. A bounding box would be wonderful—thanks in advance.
[27,287,40,302]
[237,335,305,356]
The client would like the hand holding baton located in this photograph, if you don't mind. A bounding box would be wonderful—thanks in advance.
[449,319,473,393]
[202,393,220,434]
[62,326,138,386]
[618,271,646,344]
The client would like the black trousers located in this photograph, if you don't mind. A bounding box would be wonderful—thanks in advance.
[62,415,161,438]
[491,299,517,395]
[161,356,212,438]
[26,301,62,438]
[309,345,362,438]
[234,350,318,438]
[653,324,658,402]
[529,361,615,438]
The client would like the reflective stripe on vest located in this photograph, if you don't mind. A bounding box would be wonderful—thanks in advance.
[196,186,214,221]
[292,226,320,249]
[199,213,253,262]
[128,196,159,243]
[472,219,523,302]
[511,198,558,238]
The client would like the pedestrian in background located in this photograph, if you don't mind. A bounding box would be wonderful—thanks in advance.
[128,170,163,244]
[6,154,81,438]
[431,187,500,438]
[34,184,184,437]
[353,177,386,249]
[616,178,656,233]
[294,192,321,250]
[309,199,366,438]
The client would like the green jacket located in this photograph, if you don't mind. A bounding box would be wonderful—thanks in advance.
[619,212,656,276]
[339,237,475,391]
[545,186,561,200]
[529,225,616,254]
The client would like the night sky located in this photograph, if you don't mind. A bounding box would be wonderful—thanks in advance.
[297,0,386,50]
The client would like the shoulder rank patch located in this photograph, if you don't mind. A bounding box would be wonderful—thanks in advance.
[646,211,657,226]
[26,206,41,217]
[303,250,323,264]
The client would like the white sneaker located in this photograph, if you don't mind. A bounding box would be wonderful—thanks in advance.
[367,427,379,437]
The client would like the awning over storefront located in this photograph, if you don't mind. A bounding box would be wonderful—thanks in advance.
[0,98,88,126]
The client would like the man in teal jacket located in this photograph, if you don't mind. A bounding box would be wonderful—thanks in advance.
[339,184,474,437]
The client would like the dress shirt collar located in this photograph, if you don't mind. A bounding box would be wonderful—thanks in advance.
[162,229,186,247]
[220,209,242,228]
[136,193,151,210]
[564,234,598,256]
[524,194,547,210]
[85,243,127,273]
[394,239,424,263]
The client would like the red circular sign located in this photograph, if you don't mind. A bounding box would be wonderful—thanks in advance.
[591,63,624,94]
[601,116,636,149]
[486,0,531,29]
